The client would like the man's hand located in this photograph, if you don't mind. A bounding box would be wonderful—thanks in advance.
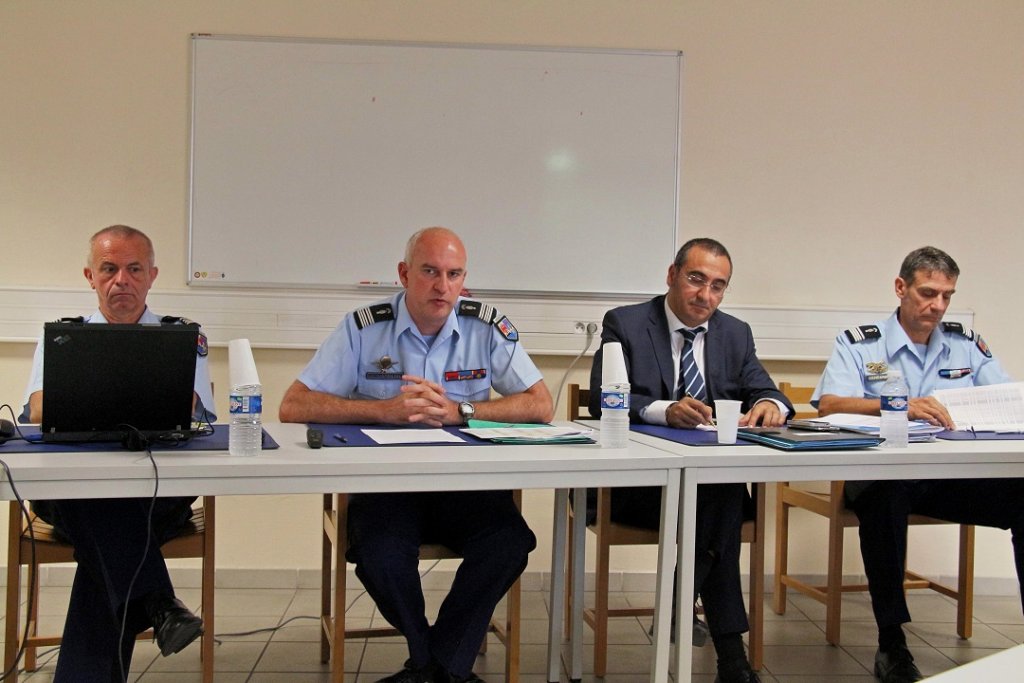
[385,374,459,427]
[908,396,955,430]
[740,400,785,427]
[666,397,714,429]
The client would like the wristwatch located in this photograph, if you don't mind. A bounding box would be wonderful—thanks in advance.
[458,401,476,424]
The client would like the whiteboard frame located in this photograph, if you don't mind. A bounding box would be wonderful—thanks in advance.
[187,34,682,298]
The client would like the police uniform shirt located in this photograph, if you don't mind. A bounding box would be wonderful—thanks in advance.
[20,308,217,423]
[811,311,1011,407]
[298,292,542,404]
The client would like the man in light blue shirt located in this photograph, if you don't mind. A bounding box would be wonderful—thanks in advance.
[813,246,1024,683]
[20,225,213,682]
[280,227,553,683]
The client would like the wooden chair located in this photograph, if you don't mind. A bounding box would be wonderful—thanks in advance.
[773,382,975,644]
[321,492,522,683]
[4,497,216,682]
[566,384,765,675]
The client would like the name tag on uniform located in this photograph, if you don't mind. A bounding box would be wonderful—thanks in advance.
[939,368,972,379]
[445,369,487,381]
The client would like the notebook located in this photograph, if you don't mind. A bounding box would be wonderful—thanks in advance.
[41,321,199,443]
[737,426,884,451]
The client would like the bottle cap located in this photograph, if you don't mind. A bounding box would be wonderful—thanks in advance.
[601,342,628,385]
[229,338,261,389]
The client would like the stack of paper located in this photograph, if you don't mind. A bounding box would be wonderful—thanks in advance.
[932,382,1024,432]
[818,414,943,442]
[462,424,596,444]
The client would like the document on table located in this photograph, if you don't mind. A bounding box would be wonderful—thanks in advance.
[461,425,596,444]
[932,382,1024,432]
[818,413,943,442]
[362,429,467,444]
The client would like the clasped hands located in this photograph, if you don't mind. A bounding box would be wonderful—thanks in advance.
[666,397,785,430]
[382,374,460,427]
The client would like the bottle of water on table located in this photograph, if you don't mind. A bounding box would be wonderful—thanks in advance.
[600,382,630,449]
[879,370,909,448]
[229,383,263,456]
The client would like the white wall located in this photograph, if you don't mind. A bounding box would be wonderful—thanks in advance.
[2,0,1022,585]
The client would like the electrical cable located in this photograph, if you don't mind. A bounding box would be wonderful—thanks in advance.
[552,326,598,418]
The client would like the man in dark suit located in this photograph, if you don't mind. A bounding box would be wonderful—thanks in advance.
[590,237,791,683]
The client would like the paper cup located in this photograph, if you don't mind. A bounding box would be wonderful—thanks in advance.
[229,338,261,388]
[714,399,742,444]
[601,342,628,385]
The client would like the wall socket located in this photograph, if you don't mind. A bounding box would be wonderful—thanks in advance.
[574,321,599,334]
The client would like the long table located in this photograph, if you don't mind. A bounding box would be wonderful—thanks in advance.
[626,430,1024,682]
[0,422,683,683]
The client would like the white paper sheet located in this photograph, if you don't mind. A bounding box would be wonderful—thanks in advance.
[362,428,467,445]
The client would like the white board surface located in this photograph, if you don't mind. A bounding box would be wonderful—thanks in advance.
[189,36,681,295]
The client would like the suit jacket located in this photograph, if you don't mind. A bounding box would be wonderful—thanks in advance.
[589,295,792,420]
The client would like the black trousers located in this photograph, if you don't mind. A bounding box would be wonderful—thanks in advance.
[33,496,195,683]
[603,483,751,637]
[847,479,1024,629]
[346,490,535,677]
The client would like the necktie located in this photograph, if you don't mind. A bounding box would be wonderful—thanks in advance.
[677,328,706,403]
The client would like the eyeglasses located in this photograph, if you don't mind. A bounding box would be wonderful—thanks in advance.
[684,271,729,296]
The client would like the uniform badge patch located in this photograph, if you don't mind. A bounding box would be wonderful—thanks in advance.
[444,369,487,381]
[976,335,992,358]
[865,361,888,382]
[939,368,972,379]
[196,332,209,357]
[365,354,403,379]
[495,316,519,342]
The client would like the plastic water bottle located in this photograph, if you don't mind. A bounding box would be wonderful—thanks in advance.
[600,382,630,448]
[229,383,263,456]
[879,370,909,448]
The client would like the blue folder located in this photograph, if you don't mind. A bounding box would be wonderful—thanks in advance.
[737,427,883,450]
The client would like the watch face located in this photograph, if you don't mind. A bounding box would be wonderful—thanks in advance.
[460,402,474,420]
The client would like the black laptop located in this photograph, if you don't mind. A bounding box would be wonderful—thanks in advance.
[41,321,199,443]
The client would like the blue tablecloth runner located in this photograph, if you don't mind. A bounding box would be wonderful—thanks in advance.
[307,423,490,448]
[0,424,279,453]
[629,423,755,447]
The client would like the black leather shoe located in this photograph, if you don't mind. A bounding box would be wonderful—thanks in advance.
[376,660,435,683]
[874,644,923,682]
[714,656,762,683]
[435,671,485,683]
[145,594,203,657]
[648,612,708,646]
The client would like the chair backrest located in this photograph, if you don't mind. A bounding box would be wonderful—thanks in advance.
[568,384,591,420]
[778,382,818,419]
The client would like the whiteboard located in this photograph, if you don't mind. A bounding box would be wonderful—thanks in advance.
[189,36,681,295]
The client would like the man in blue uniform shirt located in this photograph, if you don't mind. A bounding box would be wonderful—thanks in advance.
[279,227,553,683]
[20,225,214,682]
[813,246,1024,683]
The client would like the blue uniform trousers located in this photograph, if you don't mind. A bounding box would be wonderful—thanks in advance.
[603,483,751,637]
[848,479,1024,628]
[346,490,535,677]
[33,496,195,683]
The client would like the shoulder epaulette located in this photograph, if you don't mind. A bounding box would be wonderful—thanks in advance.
[843,324,881,344]
[457,299,519,342]
[941,321,973,340]
[354,303,395,329]
[56,316,85,324]
[160,316,208,356]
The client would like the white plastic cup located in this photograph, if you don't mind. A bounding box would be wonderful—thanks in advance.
[601,342,628,385]
[714,399,742,444]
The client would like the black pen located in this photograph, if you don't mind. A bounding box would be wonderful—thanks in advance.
[334,434,347,443]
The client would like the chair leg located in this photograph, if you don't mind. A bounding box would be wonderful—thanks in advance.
[592,489,612,678]
[957,524,975,640]
[5,502,22,683]
[332,494,348,683]
[505,577,522,682]
[321,493,333,665]
[200,496,216,683]
[748,483,766,670]
[564,504,575,641]
[824,506,845,645]
[772,483,790,616]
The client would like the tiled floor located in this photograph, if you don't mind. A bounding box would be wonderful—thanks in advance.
[3,582,1021,682]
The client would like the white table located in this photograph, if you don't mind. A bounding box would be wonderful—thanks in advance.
[627,430,1024,682]
[0,422,683,683]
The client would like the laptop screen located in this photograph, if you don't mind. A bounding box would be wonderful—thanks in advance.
[41,322,199,443]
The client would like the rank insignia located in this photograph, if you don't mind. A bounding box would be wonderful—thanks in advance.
[939,368,972,379]
[444,368,487,382]
[844,325,882,344]
[355,303,395,329]
[866,361,888,375]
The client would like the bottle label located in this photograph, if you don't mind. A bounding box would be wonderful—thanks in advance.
[230,394,263,415]
[880,394,908,412]
[601,390,630,410]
